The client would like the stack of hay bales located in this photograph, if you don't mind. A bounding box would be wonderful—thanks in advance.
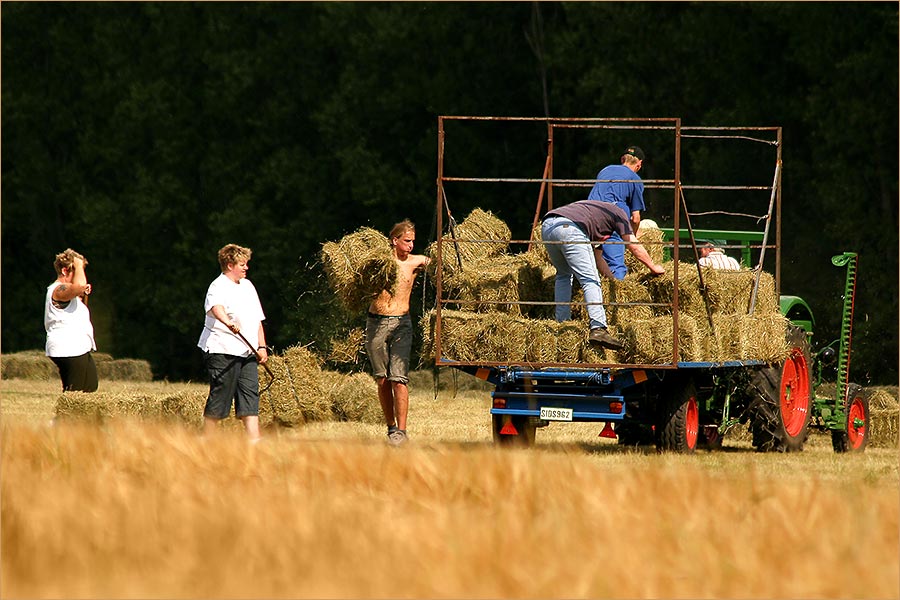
[423,209,789,366]
[2,350,152,382]
[320,227,398,314]
[259,344,381,427]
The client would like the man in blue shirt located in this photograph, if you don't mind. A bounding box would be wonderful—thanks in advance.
[587,145,646,279]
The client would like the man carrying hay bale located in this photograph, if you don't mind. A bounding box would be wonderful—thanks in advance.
[197,244,268,443]
[365,220,430,446]
[699,241,740,271]
[542,200,664,350]
[587,145,647,279]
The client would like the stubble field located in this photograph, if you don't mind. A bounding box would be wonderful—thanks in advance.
[1,376,898,599]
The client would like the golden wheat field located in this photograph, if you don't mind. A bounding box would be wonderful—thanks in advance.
[2,376,898,599]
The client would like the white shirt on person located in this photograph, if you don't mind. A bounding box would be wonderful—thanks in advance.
[45,281,96,357]
[699,250,741,271]
[197,273,265,357]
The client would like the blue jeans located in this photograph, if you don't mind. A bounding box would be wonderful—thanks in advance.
[541,217,608,330]
[602,231,627,280]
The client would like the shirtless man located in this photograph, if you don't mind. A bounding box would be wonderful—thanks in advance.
[365,219,430,446]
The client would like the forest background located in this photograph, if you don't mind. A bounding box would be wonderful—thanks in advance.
[2,2,897,384]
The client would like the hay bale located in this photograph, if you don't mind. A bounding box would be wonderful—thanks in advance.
[421,309,484,363]
[624,226,666,274]
[268,345,333,426]
[619,315,704,364]
[55,390,207,427]
[521,222,551,268]
[427,208,511,276]
[97,359,153,382]
[602,275,655,326]
[867,387,899,410]
[1,350,58,381]
[323,370,383,423]
[523,319,559,363]
[711,313,790,363]
[321,227,398,314]
[556,322,585,363]
[863,387,898,449]
[443,254,524,315]
[327,328,366,364]
[258,355,298,426]
[869,409,899,448]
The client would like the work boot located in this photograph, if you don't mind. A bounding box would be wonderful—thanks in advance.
[588,327,624,350]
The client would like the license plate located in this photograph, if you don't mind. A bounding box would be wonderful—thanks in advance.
[540,407,573,421]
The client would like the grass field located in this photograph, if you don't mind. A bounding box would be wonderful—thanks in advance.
[2,376,898,599]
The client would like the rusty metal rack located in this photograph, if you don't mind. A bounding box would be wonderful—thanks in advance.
[433,116,782,369]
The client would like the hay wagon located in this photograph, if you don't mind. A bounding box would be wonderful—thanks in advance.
[428,116,868,453]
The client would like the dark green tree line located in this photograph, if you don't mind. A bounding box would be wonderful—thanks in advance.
[3,2,897,383]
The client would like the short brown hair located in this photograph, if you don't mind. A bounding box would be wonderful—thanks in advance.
[217,244,252,271]
[53,248,87,276]
[389,219,415,241]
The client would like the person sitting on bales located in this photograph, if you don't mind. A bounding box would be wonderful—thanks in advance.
[365,219,431,446]
[699,241,740,271]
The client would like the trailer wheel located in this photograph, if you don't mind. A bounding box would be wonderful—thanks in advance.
[492,415,536,447]
[832,384,870,453]
[657,377,699,453]
[749,326,812,452]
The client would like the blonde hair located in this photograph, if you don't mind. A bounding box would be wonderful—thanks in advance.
[53,248,87,276]
[389,219,415,242]
[621,153,642,168]
[217,244,252,271]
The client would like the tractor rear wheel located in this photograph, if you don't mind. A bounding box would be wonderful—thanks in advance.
[832,384,870,453]
[656,377,699,453]
[492,414,536,447]
[748,326,812,452]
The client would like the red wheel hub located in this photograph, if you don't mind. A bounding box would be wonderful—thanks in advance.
[686,395,699,449]
[847,397,867,449]
[780,347,810,436]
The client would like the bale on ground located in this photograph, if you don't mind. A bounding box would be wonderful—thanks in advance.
[1,350,58,381]
[321,227,398,314]
[96,359,153,382]
[327,328,366,364]
[55,390,207,428]
[323,370,382,423]
[869,409,899,449]
[278,345,333,425]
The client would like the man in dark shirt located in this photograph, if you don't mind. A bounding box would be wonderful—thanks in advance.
[541,200,664,349]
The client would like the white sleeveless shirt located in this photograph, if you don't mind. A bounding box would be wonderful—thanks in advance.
[45,281,97,357]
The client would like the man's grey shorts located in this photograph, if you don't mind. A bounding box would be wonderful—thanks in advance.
[365,313,412,385]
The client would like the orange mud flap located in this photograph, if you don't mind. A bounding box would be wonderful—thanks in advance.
[599,422,617,439]
[499,415,519,436]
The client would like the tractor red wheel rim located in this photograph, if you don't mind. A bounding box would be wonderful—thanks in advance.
[686,395,699,449]
[780,347,810,436]
[847,397,867,449]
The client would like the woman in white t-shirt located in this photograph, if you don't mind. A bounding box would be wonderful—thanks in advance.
[197,243,268,442]
[44,248,98,392]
